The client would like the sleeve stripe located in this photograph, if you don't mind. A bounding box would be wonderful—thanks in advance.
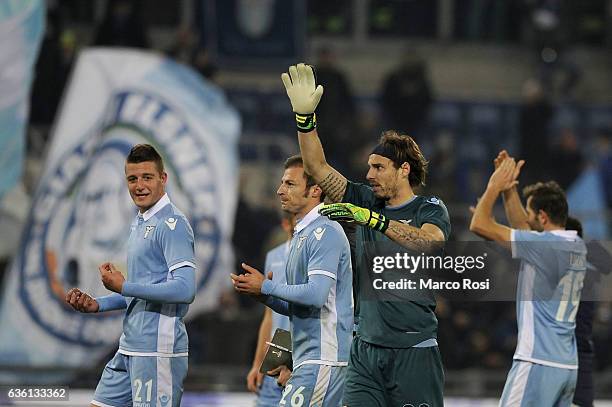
[308,270,337,279]
[169,261,196,272]
[510,229,518,259]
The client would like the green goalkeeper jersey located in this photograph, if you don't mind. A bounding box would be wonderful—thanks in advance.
[343,181,451,348]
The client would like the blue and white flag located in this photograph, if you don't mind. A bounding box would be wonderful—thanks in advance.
[0,0,44,197]
[0,49,241,380]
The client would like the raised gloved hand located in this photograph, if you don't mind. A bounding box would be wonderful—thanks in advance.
[319,203,389,233]
[281,63,324,132]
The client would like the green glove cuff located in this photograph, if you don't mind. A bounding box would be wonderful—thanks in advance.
[295,113,317,133]
[368,211,389,233]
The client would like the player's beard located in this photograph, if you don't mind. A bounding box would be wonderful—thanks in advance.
[282,193,308,216]
[527,219,544,232]
[375,181,397,202]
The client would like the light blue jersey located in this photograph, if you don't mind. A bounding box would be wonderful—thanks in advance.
[511,229,587,369]
[286,204,353,370]
[267,243,291,333]
[120,194,196,356]
[257,242,290,407]
[92,194,195,407]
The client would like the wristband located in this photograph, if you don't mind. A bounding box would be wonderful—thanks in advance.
[369,211,390,233]
[295,113,316,132]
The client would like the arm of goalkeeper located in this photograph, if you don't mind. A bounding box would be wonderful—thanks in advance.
[281,63,348,203]
[319,203,445,252]
[319,203,389,232]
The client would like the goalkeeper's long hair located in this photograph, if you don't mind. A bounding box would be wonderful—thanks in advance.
[379,130,428,188]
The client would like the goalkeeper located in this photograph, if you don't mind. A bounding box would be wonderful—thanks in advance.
[281,63,451,406]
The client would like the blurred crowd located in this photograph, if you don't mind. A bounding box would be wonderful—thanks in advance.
[10,0,612,372]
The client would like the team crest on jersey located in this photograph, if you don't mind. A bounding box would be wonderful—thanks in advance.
[14,90,221,346]
[165,217,177,231]
[297,236,308,249]
[144,225,155,238]
[426,197,440,205]
[313,227,326,241]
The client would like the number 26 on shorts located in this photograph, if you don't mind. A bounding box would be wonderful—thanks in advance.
[279,384,306,407]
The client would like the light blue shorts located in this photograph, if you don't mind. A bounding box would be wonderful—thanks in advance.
[499,359,577,407]
[91,351,188,407]
[256,375,283,407]
[281,364,346,407]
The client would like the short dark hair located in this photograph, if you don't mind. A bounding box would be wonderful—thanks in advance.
[379,130,428,187]
[126,144,164,173]
[565,216,583,238]
[284,155,325,202]
[522,181,568,226]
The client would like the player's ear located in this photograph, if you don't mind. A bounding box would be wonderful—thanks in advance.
[400,162,410,179]
[161,171,168,184]
[537,209,548,225]
[311,185,323,199]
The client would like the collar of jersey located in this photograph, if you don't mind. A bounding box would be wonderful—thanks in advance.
[294,203,324,234]
[386,194,418,210]
[549,229,578,240]
[140,193,170,221]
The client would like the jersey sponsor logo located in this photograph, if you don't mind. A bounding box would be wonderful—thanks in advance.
[165,217,177,231]
[313,227,326,241]
[15,90,221,345]
[426,197,440,205]
[144,225,155,239]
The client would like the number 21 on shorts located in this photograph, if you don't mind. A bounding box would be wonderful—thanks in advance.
[133,378,153,403]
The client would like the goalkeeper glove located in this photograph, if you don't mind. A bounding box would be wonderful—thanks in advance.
[319,203,389,233]
[281,63,324,132]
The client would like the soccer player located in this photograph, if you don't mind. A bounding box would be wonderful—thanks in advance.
[493,150,607,406]
[231,155,353,406]
[565,217,594,407]
[65,144,196,407]
[470,156,587,406]
[566,217,612,407]
[281,63,450,406]
[247,212,294,405]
